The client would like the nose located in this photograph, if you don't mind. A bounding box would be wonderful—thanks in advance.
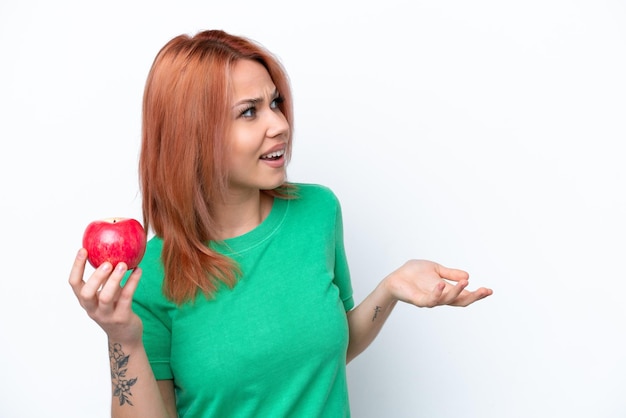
[266,108,289,139]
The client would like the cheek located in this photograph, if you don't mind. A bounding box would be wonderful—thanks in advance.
[230,126,263,153]
[226,133,260,168]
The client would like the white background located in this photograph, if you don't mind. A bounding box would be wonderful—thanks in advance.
[1,1,625,417]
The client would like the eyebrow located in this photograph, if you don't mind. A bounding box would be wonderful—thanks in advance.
[233,89,280,108]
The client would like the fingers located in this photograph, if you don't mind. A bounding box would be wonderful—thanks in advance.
[397,260,492,308]
[73,259,136,314]
[68,248,88,296]
[69,248,113,309]
[97,262,129,315]
[471,286,494,303]
[423,281,446,307]
[436,264,469,283]
[428,278,468,307]
[117,268,142,311]
[444,279,469,304]
[78,262,114,311]
[451,286,494,307]
[435,263,495,306]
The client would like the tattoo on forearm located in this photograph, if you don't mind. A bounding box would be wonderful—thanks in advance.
[109,342,137,406]
[372,305,382,322]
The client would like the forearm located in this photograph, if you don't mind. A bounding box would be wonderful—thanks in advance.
[346,279,398,363]
[108,339,173,418]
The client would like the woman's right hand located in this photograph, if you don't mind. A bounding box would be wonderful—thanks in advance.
[68,248,143,344]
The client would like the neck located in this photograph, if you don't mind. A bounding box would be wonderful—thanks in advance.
[212,189,273,240]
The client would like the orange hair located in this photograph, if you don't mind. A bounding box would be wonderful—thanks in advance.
[140,30,295,304]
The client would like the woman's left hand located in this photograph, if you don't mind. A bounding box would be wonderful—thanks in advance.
[382,259,493,308]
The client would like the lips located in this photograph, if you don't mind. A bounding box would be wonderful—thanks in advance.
[260,149,285,160]
[260,145,287,160]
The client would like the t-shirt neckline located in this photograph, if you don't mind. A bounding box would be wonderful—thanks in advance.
[210,197,289,255]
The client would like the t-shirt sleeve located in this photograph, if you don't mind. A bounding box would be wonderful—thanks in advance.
[332,195,354,311]
[130,244,175,380]
[132,296,174,379]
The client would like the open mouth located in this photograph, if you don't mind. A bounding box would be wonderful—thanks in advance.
[260,149,286,161]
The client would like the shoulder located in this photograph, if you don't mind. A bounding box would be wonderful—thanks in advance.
[142,235,164,267]
[281,183,343,227]
[289,182,340,206]
[135,235,166,297]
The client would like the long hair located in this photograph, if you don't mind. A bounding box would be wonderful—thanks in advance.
[140,30,295,304]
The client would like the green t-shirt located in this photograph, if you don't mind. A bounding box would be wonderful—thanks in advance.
[132,183,355,417]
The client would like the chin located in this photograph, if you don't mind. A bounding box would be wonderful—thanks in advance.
[262,181,287,191]
[263,171,287,189]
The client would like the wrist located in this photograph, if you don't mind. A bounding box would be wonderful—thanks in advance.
[377,274,400,307]
[107,334,144,353]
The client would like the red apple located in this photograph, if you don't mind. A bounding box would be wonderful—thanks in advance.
[82,217,147,269]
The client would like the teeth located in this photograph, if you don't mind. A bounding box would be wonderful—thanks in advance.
[261,149,285,159]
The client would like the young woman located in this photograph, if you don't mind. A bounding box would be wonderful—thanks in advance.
[69,29,493,418]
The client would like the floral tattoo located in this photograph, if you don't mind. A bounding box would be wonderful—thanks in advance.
[109,342,137,406]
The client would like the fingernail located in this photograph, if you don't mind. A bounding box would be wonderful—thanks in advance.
[99,262,112,272]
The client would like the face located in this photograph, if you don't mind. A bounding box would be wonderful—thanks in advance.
[225,59,290,195]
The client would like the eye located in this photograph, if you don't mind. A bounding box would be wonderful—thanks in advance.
[239,105,256,118]
[270,95,285,110]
